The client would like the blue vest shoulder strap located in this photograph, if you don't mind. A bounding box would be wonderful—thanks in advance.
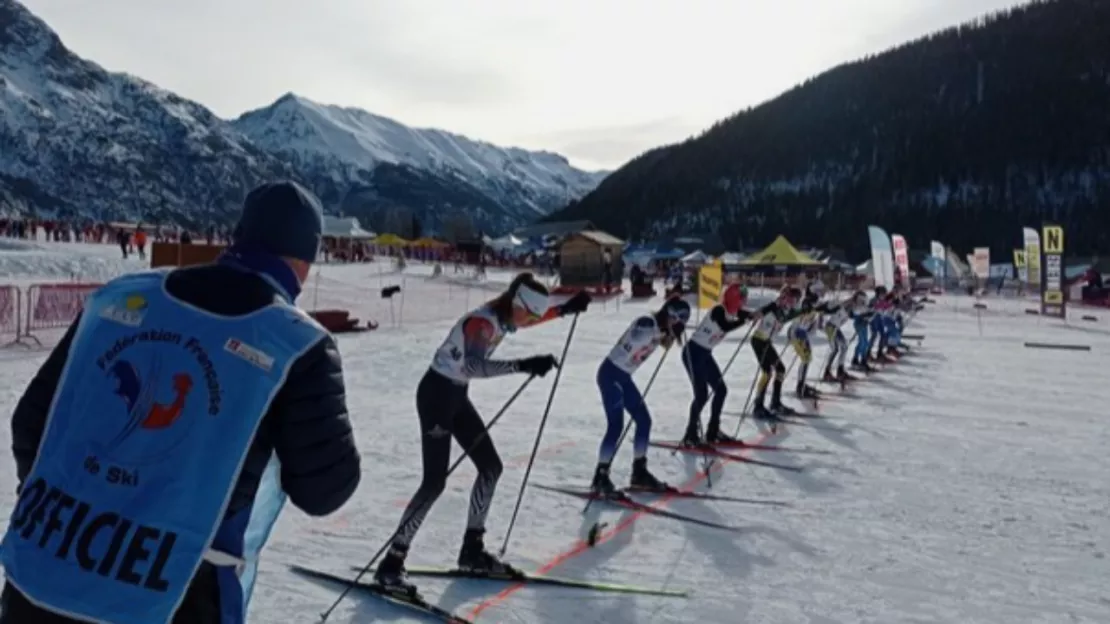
[0,271,325,624]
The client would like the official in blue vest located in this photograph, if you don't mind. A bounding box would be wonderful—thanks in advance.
[0,181,361,624]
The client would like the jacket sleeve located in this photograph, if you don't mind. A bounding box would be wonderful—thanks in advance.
[269,334,361,517]
[712,305,748,332]
[12,315,80,485]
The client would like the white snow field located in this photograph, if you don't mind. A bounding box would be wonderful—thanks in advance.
[1,241,1109,624]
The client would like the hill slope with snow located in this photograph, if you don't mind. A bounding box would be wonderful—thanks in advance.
[0,0,605,233]
[233,94,607,235]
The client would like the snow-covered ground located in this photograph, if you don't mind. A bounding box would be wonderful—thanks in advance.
[0,241,1108,623]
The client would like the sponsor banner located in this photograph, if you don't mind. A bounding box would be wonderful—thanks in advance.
[697,260,723,310]
[1013,250,1027,283]
[1023,227,1041,286]
[867,226,895,288]
[972,248,991,279]
[1040,224,1065,318]
[891,234,910,286]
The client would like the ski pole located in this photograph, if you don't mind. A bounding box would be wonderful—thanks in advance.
[719,324,755,378]
[320,374,535,622]
[498,314,579,557]
[584,344,670,514]
[732,365,762,438]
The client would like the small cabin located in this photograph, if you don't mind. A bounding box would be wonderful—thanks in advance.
[558,230,625,289]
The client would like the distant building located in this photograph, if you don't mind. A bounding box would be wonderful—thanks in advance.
[558,230,624,288]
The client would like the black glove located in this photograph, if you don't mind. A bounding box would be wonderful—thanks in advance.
[517,354,559,377]
[559,291,592,316]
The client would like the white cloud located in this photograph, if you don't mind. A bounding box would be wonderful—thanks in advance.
[21,0,1027,169]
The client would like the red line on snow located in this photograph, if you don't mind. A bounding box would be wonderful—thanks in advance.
[466,431,775,620]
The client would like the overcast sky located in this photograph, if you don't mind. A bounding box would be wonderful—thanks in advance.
[23,0,1026,171]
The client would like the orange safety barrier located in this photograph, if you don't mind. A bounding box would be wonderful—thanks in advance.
[22,282,103,344]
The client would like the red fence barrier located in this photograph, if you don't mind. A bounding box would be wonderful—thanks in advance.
[22,283,103,343]
[0,286,19,341]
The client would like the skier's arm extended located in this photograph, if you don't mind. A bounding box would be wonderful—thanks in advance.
[711,305,751,332]
[10,315,80,485]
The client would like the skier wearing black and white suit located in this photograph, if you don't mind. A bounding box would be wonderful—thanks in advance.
[681,283,753,445]
[375,274,591,597]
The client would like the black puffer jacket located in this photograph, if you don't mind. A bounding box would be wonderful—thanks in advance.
[10,262,361,517]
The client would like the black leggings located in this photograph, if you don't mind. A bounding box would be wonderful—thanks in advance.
[392,369,504,549]
[751,337,785,376]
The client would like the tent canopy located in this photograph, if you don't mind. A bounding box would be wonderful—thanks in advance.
[736,235,825,273]
[410,237,449,248]
[373,233,409,246]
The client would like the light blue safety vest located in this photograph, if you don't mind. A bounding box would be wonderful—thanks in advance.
[0,271,325,624]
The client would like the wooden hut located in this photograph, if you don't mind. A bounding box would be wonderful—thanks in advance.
[557,230,624,293]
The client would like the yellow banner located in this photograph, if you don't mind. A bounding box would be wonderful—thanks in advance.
[697,260,723,309]
[1013,250,1025,268]
[1040,224,1065,317]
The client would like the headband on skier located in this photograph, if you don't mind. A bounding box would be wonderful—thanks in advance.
[512,282,549,318]
[662,298,691,324]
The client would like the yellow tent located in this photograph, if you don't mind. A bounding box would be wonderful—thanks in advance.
[737,235,824,273]
[373,233,410,246]
[410,237,449,248]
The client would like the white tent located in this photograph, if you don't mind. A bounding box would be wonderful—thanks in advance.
[488,234,524,250]
[323,216,374,240]
[680,250,709,265]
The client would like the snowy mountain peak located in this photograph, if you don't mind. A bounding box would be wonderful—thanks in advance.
[233,93,607,219]
[0,0,605,234]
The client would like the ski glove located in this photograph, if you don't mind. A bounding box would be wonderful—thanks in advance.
[517,354,559,377]
[559,291,592,316]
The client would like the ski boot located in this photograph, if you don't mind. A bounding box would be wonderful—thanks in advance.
[629,457,669,491]
[769,400,797,416]
[836,365,856,382]
[591,462,617,497]
[374,544,420,597]
[458,529,522,578]
[681,423,702,447]
[705,427,739,445]
[821,367,838,383]
[794,382,819,400]
[752,403,783,422]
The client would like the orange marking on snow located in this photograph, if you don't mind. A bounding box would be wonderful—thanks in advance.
[467,431,776,620]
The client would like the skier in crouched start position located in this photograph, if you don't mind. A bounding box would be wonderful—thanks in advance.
[376,274,591,596]
[851,290,877,372]
[788,288,838,400]
[821,291,865,382]
[748,286,803,420]
[591,297,692,495]
[682,284,753,445]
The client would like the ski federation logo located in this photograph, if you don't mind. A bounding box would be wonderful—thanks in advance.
[106,358,194,454]
[99,294,148,327]
[224,338,274,372]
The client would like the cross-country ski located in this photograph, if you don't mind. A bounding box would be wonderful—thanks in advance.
[649,441,805,472]
[290,565,473,623]
[348,565,690,597]
[532,484,746,532]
